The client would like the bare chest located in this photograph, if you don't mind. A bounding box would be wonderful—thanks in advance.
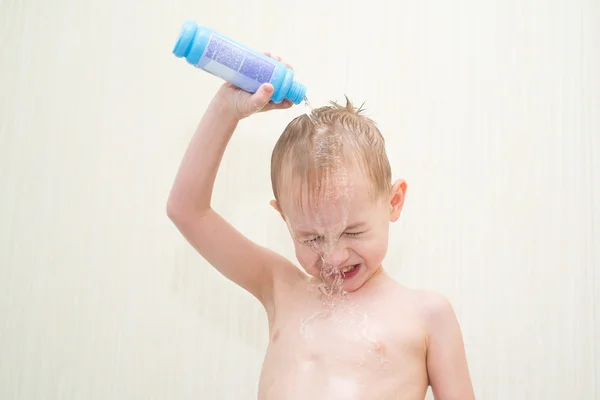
[258,292,428,400]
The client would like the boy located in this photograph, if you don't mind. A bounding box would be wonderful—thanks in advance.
[167,54,475,399]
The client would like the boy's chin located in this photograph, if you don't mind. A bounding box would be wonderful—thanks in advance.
[341,276,368,293]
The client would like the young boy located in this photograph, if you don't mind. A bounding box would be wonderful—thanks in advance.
[167,54,475,400]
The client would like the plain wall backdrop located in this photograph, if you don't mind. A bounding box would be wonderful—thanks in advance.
[1,0,598,398]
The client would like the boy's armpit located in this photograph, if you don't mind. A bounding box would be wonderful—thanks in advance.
[168,206,298,309]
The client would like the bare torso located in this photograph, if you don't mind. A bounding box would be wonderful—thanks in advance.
[258,270,430,400]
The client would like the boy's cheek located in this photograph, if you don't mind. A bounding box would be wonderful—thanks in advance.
[359,238,389,264]
[295,247,321,275]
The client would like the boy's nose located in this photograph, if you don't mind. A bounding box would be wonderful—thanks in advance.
[322,246,350,268]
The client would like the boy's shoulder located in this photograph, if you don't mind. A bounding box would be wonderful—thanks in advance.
[410,288,454,312]
[374,281,461,350]
[403,288,461,343]
[388,283,457,327]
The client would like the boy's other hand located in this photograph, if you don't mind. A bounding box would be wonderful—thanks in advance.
[214,52,294,120]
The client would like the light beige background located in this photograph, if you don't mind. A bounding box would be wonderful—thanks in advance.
[1,0,598,399]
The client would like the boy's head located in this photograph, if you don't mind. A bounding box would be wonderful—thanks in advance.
[270,97,407,292]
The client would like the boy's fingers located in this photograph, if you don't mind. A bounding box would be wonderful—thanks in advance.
[264,99,293,112]
[248,84,274,111]
[275,55,295,70]
[262,51,294,70]
[259,83,274,98]
[248,84,294,113]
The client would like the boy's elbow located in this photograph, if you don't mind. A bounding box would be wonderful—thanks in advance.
[166,197,209,225]
[166,197,188,225]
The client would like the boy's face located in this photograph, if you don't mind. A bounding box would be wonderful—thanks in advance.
[272,170,406,293]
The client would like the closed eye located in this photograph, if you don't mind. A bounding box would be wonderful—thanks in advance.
[303,236,323,244]
[303,231,364,244]
[345,231,365,237]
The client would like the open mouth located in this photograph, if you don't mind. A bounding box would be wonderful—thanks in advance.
[340,264,360,279]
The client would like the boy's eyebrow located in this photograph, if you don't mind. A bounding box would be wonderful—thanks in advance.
[295,229,317,237]
[346,222,366,230]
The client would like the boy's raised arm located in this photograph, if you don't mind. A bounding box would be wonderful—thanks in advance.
[166,79,295,307]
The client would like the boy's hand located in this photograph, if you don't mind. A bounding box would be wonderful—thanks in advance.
[214,52,294,120]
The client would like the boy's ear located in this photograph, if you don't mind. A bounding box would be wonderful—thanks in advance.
[389,179,407,222]
[270,200,286,221]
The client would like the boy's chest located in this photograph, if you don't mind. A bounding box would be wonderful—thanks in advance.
[267,290,426,372]
[259,292,429,399]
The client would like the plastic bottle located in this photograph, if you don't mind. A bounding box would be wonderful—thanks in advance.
[172,21,307,105]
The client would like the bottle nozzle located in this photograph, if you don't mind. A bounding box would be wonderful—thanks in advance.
[286,82,307,105]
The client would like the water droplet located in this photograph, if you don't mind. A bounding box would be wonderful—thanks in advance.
[304,96,315,123]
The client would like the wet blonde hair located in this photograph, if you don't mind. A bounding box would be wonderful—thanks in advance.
[270,97,392,210]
